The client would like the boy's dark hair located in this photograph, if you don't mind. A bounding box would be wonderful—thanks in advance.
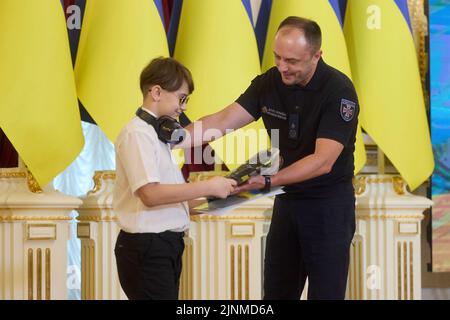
[140,57,194,96]
[278,16,322,52]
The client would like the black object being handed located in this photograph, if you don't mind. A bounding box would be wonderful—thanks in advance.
[194,148,283,210]
[226,148,282,186]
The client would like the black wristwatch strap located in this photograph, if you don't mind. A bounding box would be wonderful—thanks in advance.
[262,175,271,193]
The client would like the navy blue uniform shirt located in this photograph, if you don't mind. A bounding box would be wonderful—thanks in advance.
[236,58,359,199]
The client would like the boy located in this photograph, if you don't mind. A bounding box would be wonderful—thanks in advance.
[113,57,236,300]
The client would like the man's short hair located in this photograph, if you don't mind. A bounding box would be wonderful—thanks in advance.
[140,57,194,96]
[277,16,322,52]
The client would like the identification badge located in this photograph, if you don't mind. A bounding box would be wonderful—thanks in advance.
[288,113,299,140]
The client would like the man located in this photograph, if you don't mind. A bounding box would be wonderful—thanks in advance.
[178,17,358,300]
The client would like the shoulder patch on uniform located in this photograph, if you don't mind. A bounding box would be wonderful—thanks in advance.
[340,99,356,122]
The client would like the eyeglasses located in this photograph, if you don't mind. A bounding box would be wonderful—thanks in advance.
[168,90,189,106]
[159,87,190,106]
[178,95,189,106]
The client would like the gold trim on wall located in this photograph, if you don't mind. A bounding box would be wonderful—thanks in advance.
[353,176,407,196]
[353,176,367,196]
[28,248,33,300]
[357,214,424,220]
[230,245,235,300]
[81,242,96,300]
[366,177,400,184]
[392,176,405,195]
[410,242,414,300]
[77,223,91,239]
[45,248,51,300]
[89,172,103,195]
[76,216,117,222]
[37,249,42,300]
[0,172,27,179]
[403,242,407,300]
[229,223,255,238]
[358,240,363,299]
[245,245,249,300]
[90,243,95,299]
[81,244,85,300]
[0,216,71,221]
[87,171,116,195]
[238,245,242,300]
[191,215,272,222]
[26,169,43,194]
[26,224,57,241]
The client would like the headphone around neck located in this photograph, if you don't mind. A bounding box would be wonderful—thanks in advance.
[135,107,185,144]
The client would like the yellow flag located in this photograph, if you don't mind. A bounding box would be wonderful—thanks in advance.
[344,0,434,190]
[0,0,84,186]
[74,0,169,142]
[262,0,366,174]
[174,0,269,170]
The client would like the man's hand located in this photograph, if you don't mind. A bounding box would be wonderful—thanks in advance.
[231,175,266,194]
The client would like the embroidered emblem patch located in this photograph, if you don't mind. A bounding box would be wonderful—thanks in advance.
[340,99,356,122]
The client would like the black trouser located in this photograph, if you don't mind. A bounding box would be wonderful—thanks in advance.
[263,194,356,300]
[114,229,185,300]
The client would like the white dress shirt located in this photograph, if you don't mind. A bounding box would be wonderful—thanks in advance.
[113,109,189,233]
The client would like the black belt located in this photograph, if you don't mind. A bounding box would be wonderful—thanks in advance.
[119,229,185,240]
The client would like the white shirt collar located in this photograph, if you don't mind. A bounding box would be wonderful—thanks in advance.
[141,107,158,118]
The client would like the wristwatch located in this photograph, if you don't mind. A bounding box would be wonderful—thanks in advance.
[262,175,271,193]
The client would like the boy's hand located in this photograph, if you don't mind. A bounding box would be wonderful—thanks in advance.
[207,176,237,199]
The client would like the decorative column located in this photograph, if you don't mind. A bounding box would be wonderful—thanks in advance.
[76,171,126,300]
[0,167,81,300]
[179,196,276,300]
[347,174,432,300]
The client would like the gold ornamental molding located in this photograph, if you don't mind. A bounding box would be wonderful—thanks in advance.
[0,171,27,179]
[231,245,235,300]
[28,248,33,300]
[76,215,117,222]
[0,216,72,221]
[410,241,414,300]
[353,176,406,196]
[190,215,272,222]
[356,214,423,220]
[88,171,116,195]
[45,248,51,300]
[245,245,250,300]
[353,176,367,196]
[0,170,43,193]
[392,176,406,195]
[26,169,43,193]
[37,248,42,300]
[238,245,242,300]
